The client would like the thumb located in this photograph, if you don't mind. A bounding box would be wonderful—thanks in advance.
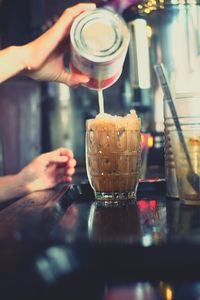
[51,156,68,164]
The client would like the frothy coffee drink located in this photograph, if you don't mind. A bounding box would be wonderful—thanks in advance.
[86,110,141,201]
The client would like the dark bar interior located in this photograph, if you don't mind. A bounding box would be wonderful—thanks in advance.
[0,0,200,299]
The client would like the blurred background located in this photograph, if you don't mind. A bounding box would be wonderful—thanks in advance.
[1,0,199,179]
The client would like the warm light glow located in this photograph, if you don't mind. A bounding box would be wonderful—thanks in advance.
[141,133,154,149]
[138,199,148,209]
[149,200,157,209]
[137,4,143,9]
[166,286,173,300]
[148,136,154,148]
[146,25,152,38]
[137,199,157,210]
[144,8,150,13]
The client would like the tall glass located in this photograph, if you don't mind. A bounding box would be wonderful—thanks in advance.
[165,93,200,205]
[86,111,141,205]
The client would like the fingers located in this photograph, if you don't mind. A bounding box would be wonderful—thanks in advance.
[56,159,76,174]
[58,176,73,184]
[53,160,76,178]
[58,69,90,87]
[67,158,76,168]
[63,3,96,21]
[54,3,96,39]
[66,167,75,177]
[41,149,76,182]
[56,156,76,176]
[65,176,73,183]
[56,167,75,184]
[50,147,74,160]
[51,156,68,163]
[56,165,76,177]
[58,147,74,159]
[29,3,96,68]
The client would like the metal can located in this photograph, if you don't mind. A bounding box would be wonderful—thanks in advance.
[70,8,130,90]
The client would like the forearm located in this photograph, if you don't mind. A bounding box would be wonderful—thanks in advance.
[0,46,27,83]
[0,174,26,201]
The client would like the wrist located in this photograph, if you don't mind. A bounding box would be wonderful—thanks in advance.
[14,45,32,74]
[16,170,32,197]
[0,45,28,83]
[14,172,28,197]
[11,45,28,74]
[0,173,27,202]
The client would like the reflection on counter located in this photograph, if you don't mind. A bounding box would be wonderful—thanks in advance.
[87,197,167,246]
[87,192,200,247]
[138,199,167,246]
[103,280,200,300]
[88,202,141,243]
[103,281,173,300]
[167,200,200,243]
[177,205,200,243]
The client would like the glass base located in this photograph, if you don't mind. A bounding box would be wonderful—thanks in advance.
[181,198,200,206]
[94,191,136,207]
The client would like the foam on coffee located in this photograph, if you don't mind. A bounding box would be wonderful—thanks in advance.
[88,110,140,133]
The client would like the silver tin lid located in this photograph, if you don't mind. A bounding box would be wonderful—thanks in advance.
[70,8,130,63]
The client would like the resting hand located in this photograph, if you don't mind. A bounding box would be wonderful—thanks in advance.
[18,148,76,193]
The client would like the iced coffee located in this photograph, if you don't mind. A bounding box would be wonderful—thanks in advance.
[86,110,141,203]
